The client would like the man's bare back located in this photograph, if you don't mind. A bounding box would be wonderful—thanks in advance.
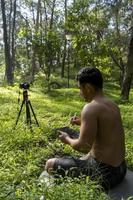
[82,96,125,167]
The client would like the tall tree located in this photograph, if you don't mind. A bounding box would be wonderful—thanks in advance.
[61,0,67,78]
[121,27,133,100]
[30,0,42,82]
[1,0,16,85]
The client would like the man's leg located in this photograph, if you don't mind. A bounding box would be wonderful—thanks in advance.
[45,157,91,177]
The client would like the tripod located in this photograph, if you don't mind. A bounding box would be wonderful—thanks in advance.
[15,90,39,127]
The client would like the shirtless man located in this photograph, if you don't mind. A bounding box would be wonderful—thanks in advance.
[45,67,127,189]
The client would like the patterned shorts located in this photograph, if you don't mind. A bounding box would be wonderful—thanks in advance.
[53,156,127,190]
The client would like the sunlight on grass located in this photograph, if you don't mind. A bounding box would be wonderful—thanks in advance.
[0,83,133,199]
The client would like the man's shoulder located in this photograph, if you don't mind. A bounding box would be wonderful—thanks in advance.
[82,102,100,115]
[84,100,102,109]
[83,97,118,114]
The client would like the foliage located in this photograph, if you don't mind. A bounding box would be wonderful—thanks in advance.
[67,0,110,69]
[1,0,133,91]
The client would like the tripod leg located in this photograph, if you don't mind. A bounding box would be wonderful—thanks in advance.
[28,100,39,126]
[26,100,32,125]
[15,100,25,127]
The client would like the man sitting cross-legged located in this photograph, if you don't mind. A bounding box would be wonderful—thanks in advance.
[45,67,127,190]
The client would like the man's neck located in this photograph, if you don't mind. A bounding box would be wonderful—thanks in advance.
[94,90,104,98]
[89,90,104,102]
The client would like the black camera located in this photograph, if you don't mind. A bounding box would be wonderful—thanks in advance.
[19,82,30,90]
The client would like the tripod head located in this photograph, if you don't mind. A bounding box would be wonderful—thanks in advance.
[19,82,30,102]
[20,82,30,90]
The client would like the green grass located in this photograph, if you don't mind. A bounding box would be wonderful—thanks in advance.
[0,82,133,200]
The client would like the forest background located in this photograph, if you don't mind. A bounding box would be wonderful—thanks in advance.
[0,0,133,100]
[1,0,133,199]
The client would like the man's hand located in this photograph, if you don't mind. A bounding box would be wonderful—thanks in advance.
[58,130,90,153]
[58,131,70,144]
[70,116,81,126]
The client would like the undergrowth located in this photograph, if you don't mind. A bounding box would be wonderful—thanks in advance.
[0,81,133,200]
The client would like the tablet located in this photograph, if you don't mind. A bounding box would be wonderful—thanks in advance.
[54,126,79,139]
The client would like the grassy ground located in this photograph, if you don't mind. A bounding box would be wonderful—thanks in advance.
[0,82,133,200]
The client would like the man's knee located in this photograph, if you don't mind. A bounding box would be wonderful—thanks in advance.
[45,158,57,173]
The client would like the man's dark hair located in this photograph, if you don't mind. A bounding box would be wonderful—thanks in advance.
[76,67,103,89]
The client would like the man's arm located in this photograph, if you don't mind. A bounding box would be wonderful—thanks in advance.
[59,104,97,153]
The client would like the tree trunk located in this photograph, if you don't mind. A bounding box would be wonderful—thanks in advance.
[61,0,68,78]
[108,49,125,87]
[121,28,133,100]
[48,0,56,75]
[46,0,56,80]
[30,0,41,82]
[49,0,56,30]
[1,0,14,85]
[43,0,48,34]
[61,38,67,77]
[11,0,17,72]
